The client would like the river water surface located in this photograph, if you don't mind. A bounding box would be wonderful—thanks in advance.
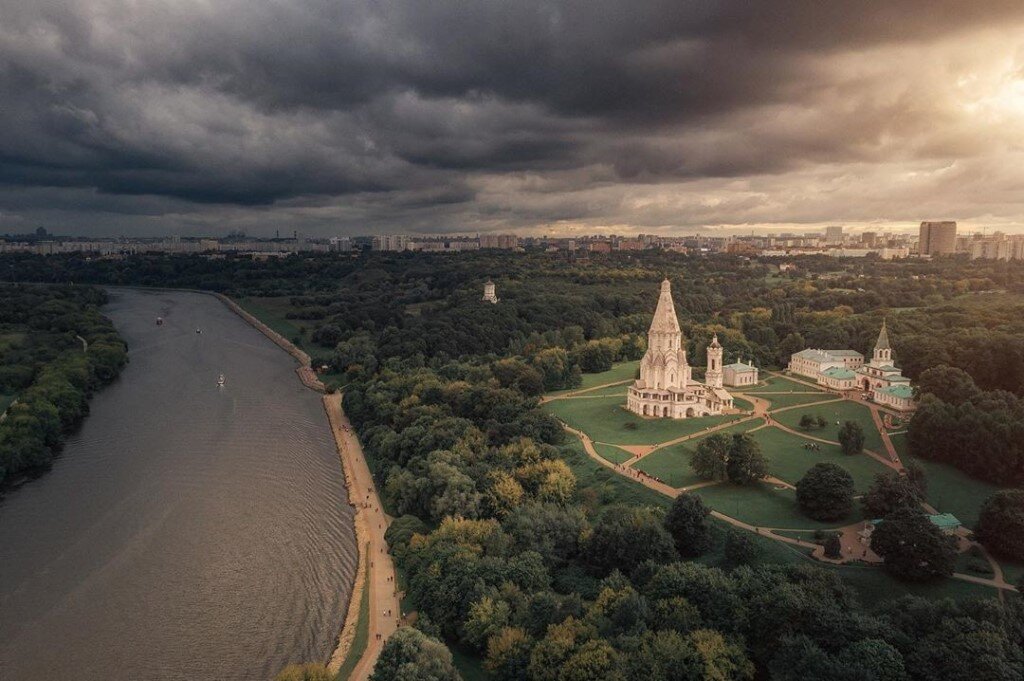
[0,288,356,680]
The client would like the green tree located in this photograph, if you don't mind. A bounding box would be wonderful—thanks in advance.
[370,627,462,681]
[861,470,925,519]
[870,507,957,581]
[914,365,981,405]
[583,505,678,576]
[837,421,865,456]
[725,434,768,485]
[798,414,816,430]
[484,627,533,681]
[664,494,712,557]
[796,463,854,521]
[975,489,1024,561]
[835,639,908,681]
[724,529,760,567]
[691,433,730,481]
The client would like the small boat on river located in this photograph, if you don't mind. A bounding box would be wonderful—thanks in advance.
[217,373,225,387]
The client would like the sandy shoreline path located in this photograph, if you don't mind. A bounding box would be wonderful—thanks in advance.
[323,393,401,680]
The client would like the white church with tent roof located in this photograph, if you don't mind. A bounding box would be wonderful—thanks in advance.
[626,279,736,419]
[787,321,916,411]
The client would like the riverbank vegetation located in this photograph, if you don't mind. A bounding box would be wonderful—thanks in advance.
[0,283,128,486]
[9,251,1024,679]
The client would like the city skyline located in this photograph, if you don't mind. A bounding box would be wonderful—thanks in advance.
[2,2,1024,237]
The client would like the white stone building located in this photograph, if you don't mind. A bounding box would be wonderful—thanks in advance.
[626,280,733,418]
[482,280,499,303]
[787,321,916,411]
[788,348,864,379]
[723,360,759,387]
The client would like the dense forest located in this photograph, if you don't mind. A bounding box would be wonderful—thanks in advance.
[7,250,1024,679]
[0,283,128,486]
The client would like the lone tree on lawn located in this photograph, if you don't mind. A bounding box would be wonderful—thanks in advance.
[692,433,767,485]
[837,420,865,456]
[862,467,926,518]
[975,489,1024,561]
[796,462,855,521]
[726,434,769,485]
[870,507,957,581]
[691,433,730,481]
[664,493,712,557]
[799,414,816,430]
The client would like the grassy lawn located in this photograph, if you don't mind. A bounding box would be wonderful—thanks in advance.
[634,422,757,488]
[838,566,998,605]
[579,360,640,389]
[580,382,632,397]
[560,440,671,509]
[0,393,14,414]
[760,393,840,410]
[695,481,857,530]
[545,360,639,397]
[333,547,371,681]
[889,431,907,457]
[748,426,890,492]
[773,400,884,453]
[731,396,754,412]
[237,296,307,347]
[545,395,748,446]
[749,375,824,393]
[889,432,1000,528]
[593,442,634,465]
[905,455,1000,527]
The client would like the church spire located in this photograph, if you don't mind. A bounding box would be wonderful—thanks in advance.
[874,319,890,351]
[648,279,681,335]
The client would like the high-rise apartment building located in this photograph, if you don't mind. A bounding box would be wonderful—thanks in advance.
[825,225,844,244]
[918,221,957,256]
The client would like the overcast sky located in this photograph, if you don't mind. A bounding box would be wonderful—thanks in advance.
[2,1,1024,237]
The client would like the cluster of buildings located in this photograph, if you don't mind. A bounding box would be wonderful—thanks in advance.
[371,234,520,252]
[787,322,915,411]
[6,220,1024,263]
[626,280,758,419]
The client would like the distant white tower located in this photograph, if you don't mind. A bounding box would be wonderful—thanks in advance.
[482,280,499,304]
[705,334,723,389]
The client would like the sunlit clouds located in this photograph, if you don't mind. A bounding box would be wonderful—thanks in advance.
[0,1,1023,235]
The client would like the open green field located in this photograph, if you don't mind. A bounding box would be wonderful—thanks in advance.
[546,360,639,397]
[891,432,1000,527]
[560,431,1002,603]
[761,392,839,410]
[749,426,890,492]
[593,442,634,465]
[580,382,632,397]
[237,296,307,347]
[749,374,824,393]
[545,395,749,446]
[731,396,754,412]
[696,481,861,530]
[906,455,1000,527]
[837,564,998,604]
[561,440,672,509]
[773,400,885,453]
[634,422,758,488]
[580,360,640,389]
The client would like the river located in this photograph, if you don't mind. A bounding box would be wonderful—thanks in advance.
[0,288,357,680]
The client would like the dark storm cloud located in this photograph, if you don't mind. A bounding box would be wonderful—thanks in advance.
[1,0,1024,234]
